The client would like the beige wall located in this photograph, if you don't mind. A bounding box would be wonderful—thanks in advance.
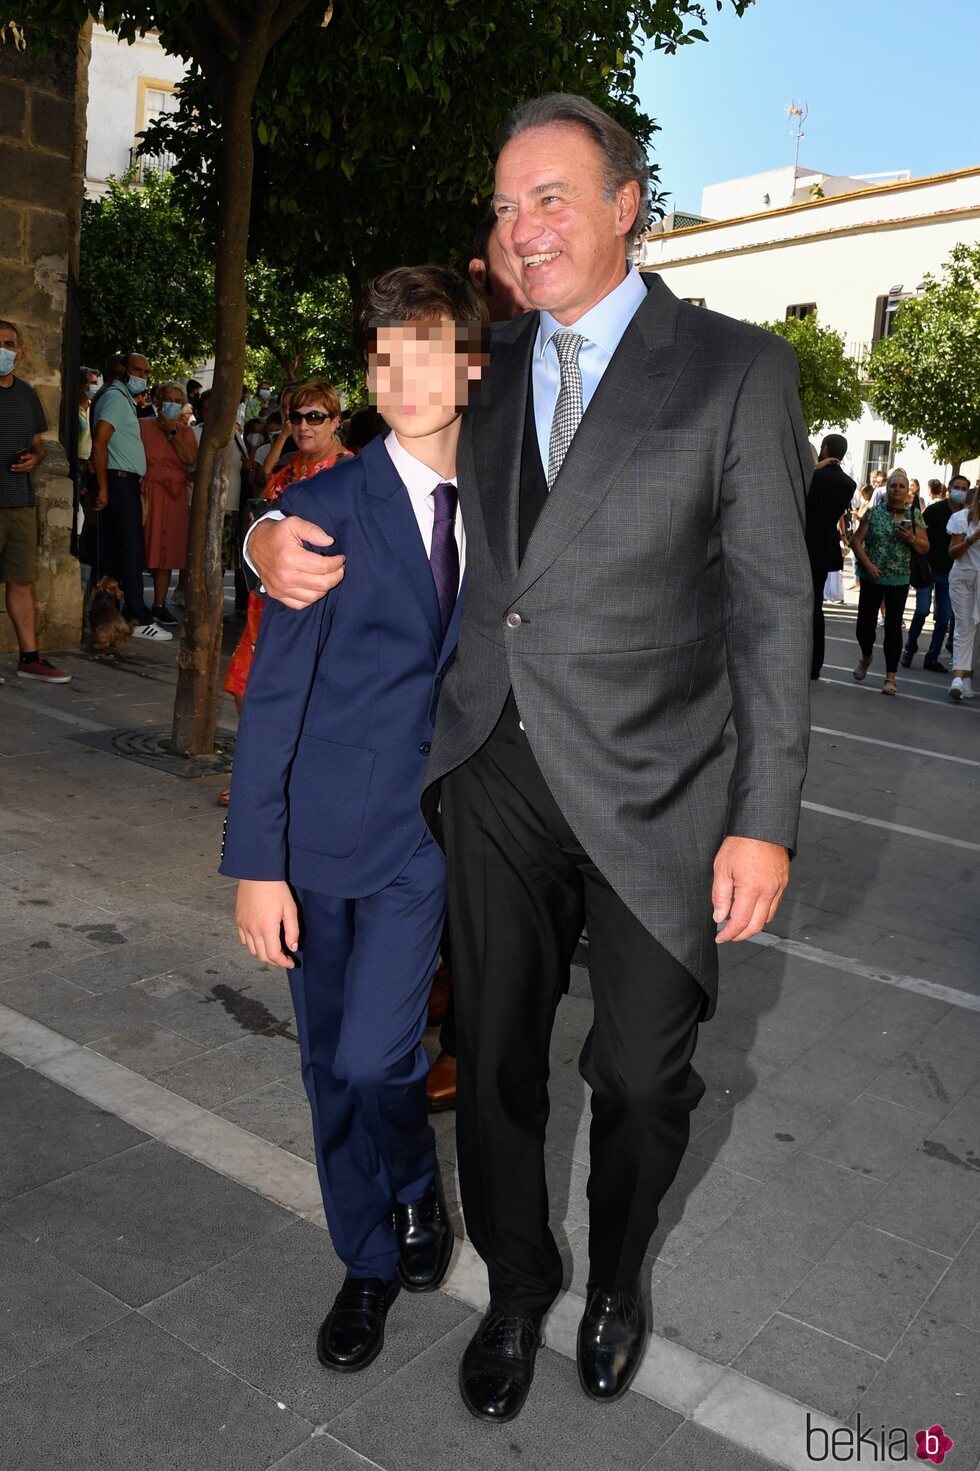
[0,26,87,652]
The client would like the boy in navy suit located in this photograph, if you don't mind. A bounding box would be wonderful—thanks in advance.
[221,265,487,1372]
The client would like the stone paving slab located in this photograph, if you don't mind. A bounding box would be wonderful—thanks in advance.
[2,608,979,1468]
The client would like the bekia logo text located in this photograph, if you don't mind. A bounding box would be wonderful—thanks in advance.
[807,1413,954,1463]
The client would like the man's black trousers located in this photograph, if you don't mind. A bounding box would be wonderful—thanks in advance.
[442,695,707,1318]
[104,470,151,624]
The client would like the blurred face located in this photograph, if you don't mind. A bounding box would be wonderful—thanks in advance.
[871,470,886,489]
[492,123,639,324]
[289,402,341,458]
[367,318,486,441]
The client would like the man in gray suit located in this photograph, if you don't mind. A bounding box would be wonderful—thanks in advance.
[246,93,812,1423]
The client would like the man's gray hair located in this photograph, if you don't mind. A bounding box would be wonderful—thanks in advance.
[497,93,651,245]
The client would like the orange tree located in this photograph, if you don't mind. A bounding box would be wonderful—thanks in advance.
[6,0,755,754]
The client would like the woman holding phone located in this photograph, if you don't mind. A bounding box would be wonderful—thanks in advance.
[850,466,927,696]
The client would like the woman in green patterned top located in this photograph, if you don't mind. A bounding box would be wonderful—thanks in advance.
[850,467,928,695]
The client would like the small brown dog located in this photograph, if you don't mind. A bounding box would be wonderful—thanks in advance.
[88,576,133,650]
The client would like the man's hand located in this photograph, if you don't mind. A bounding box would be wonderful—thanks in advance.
[10,452,38,473]
[236,879,299,969]
[712,835,789,944]
[92,486,108,511]
[250,515,346,610]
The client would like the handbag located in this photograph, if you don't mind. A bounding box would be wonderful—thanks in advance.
[908,511,931,589]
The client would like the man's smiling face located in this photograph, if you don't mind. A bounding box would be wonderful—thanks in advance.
[492,122,639,326]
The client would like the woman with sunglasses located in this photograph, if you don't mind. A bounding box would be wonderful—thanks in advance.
[220,380,351,802]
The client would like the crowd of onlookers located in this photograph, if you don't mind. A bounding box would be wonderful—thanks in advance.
[70,352,386,648]
[806,447,980,702]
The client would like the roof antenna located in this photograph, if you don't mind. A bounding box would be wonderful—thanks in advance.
[786,100,808,179]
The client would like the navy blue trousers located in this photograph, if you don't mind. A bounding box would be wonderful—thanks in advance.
[290,835,445,1280]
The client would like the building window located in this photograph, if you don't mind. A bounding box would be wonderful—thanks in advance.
[863,440,892,485]
[786,303,816,320]
[872,287,908,342]
[134,78,178,180]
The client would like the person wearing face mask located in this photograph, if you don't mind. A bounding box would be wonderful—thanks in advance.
[91,350,169,639]
[901,479,955,672]
[946,476,980,701]
[139,382,197,625]
[0,319,71,683]
[245,381,273,420]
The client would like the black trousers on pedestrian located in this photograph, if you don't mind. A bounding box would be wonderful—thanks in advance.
[856,580,909,674]
[442,696,707,1318]
[104,470,151,623]
[810,559,828,678]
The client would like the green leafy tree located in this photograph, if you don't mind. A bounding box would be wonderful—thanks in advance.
[80,171,214,379]
[866,243,980,476]
[244,262,361,399]
[757,312,864,437]
[8,0,755,754]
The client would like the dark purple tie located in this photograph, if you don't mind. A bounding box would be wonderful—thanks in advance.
[430,481,460,637]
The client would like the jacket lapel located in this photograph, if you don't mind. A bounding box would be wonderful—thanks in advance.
[364,438,442,654]
[466,312,538,583]
[511,274,693,603]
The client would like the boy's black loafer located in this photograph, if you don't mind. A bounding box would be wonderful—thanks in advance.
[316,1276,399,1372]
[395,1173,454,1292]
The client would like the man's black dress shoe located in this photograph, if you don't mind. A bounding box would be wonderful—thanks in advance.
[577,1281,647,1402]
[394,1174,454,1292]
[316,1276,399,1373]
[924,658,948,673]
[459,1310,543,1423]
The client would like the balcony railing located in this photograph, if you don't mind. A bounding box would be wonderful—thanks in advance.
[129,146,176,182]
[847,340,874,378]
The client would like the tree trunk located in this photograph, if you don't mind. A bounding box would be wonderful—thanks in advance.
[171,44,267,757]
[950,459,962,478]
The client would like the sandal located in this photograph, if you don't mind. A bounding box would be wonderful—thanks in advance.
[882,675,898,697]
[853,657,872,682]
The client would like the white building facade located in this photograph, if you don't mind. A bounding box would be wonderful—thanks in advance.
[639,166,980,487]
[85,23,187,198]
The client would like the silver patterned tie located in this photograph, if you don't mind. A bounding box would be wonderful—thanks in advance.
[547,330,587,489]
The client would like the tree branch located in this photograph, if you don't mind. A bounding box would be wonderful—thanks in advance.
[268,0,317,49]
[170,11,222,93]
[201,0,245,50]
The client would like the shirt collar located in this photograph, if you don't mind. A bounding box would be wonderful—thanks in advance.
[384,430,457,504]
[537,264,648,361]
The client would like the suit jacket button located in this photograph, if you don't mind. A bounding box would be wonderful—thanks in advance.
[505,612,522,628]
[419,742,431,755]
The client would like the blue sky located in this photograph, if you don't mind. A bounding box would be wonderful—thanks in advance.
[634,0,979,212]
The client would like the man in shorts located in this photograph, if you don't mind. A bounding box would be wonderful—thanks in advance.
[0,320,70,684]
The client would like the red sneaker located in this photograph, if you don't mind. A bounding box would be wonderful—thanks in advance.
[16,657,71,684]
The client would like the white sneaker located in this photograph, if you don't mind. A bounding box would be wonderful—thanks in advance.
[132,622,173,642]
[962,678,975,700]
[949,677,964,702]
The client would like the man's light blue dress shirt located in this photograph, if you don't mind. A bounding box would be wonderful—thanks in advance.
[532,264,649,472]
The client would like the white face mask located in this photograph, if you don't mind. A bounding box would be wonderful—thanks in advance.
[86,383,99,400]
[246,433,264,448]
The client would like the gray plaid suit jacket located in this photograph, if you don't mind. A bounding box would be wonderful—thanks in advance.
[426,272,812,1008]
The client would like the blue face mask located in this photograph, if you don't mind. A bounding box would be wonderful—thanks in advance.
[0,347,17,375]
[127,375,148,396]
[949,489,968,507]
[160,401,182,421]
[86,383,99,400]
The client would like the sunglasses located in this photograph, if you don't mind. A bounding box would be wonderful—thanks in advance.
[288,410,333,426]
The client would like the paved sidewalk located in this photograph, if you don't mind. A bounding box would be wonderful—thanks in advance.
[0,601,978,1471]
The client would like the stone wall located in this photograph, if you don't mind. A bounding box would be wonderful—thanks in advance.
[0,25,87,653]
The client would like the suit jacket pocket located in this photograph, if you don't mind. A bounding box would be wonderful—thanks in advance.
[287,734,376,860]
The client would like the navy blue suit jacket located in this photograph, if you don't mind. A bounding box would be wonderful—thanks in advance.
[220,436,463,898]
